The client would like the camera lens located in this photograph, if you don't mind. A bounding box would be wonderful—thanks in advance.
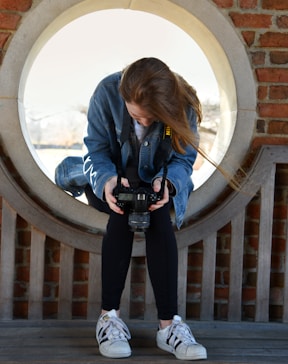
[128,212,150,232]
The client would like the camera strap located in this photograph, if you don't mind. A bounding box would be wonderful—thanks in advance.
[158,125,172,197]
[112,115,172,197]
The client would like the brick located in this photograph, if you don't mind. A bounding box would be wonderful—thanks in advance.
[251,51,265,65]
[130,302,144,319]
[188,252,203,268]
[270,51,288,64]
[44,267,59,282]
[242,305,256,320]
[216,253,230,268]
[272,237,287,252]
[242,31,256,46]
[230,13,272,28]
[270,287,283,305]
[43,283,53,298]
[246,203,260,219]
[277,15,288,28]
[263,0,288,10]
[246,237,260,253]
[0,0,32,11]
[246,272,257,287]
[16,215,29,229]
[0,31,9,48]
[131,266,145,283]
[73,267,88,281]
[215,271,222,285]
[186,302,201,319]
[256,119,266,133]
[72,302,87,318]
[243,254,257,269]
[270,305,283,320]
[15,246,24,263]
[131,282,145,298]
[187,269,202,284]
[275,165,288,185]
[258,103,288,118]
[272,220,286,236]
[212,0,233,7]
[16,266,30,282]
[216,304,228,320]
[43,302,58,318]
[239,0,257,8]
[251,136,288,149]
[14,282,27,297]
[242,287,256,301]
[18,231,31,247]
[74,250,89,264]
[51,249,60,264]
[270,85,288,99]
[259,32,288,47]
[13,301,28,318]
[245,220,259,235]
[221,223,231,234]
[246,238,259,253]
[0,12,21,30]
[215,287,229,300]
[73,283,88,298]
[268,120,288,134]
[258,86,268,100]
[256,68,288,82]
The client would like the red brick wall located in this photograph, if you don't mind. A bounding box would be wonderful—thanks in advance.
[0,0,287,320]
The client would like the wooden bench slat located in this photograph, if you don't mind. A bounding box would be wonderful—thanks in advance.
[58,244,75,319]
[87,253,101,320]
[255,164,276,322]
[200,233,217,320]
[121,263,131,320]
[144,261,157,321]
[0,200,17,320]
[228,210,245,321]
[283,208,288,323]
[28,227,46,319]
[178,246,188,319]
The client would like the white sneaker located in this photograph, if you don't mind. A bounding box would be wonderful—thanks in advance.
[96,309,132,358]
[156,315,207,360]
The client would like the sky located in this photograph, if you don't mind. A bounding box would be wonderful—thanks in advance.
[24,9,219,113]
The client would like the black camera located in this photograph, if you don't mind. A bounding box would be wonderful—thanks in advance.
[113,185,162,232]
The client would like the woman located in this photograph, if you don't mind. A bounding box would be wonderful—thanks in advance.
[83,57,207,361]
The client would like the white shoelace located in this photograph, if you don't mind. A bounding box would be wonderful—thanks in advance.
[97,316,131,344]
[167,320,197,347]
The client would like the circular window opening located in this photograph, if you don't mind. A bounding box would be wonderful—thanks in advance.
[12,0,255,227]
[21,9,224,201]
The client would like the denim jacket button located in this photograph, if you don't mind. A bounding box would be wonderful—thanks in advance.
[143,141,149,147]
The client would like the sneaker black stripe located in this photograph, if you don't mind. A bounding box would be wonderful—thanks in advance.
[174,340,182,350]
[99,337,109,345]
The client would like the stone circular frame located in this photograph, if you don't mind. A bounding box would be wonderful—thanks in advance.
[0,0,256,232]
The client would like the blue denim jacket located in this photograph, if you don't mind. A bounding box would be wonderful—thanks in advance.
[83,72,198,228]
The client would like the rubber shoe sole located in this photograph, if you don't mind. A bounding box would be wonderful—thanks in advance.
[98,340,131,358]
[157,336,207,360]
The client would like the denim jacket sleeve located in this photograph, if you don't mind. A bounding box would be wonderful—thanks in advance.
[83,73,125,200]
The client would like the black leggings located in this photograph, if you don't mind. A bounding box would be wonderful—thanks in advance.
[85,187,178,320]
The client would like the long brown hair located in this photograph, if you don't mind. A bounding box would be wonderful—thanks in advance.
[119,57,242,190]
[119,57,201,154]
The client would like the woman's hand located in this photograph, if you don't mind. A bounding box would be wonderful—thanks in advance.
[104,176,130,214]
[149,177,169,211]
